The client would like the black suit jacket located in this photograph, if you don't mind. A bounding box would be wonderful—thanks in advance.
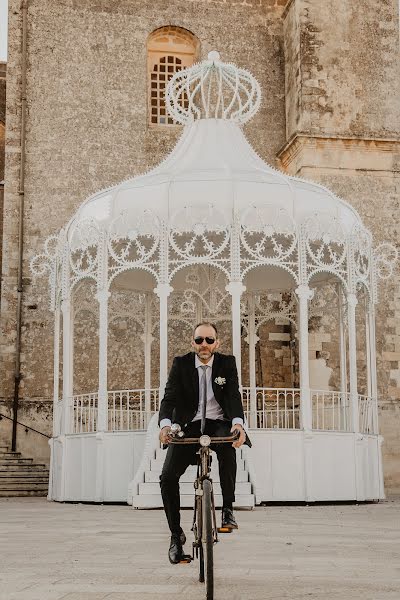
[158,351,251,447]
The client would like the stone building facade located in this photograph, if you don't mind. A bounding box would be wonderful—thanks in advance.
[1,0,400,489]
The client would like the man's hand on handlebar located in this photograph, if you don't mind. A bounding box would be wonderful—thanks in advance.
[159,425,171,444]
[230,423,246,449]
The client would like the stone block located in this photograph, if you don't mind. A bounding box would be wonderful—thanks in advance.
[268,333,291,341]
[383,352,400,362]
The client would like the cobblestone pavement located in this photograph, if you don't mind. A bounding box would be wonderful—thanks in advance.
[0,497,399,600]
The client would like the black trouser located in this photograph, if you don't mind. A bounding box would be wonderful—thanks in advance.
[160,419,237,535]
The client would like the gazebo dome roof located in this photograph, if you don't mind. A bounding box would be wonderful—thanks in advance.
[69,118,362,240]
[67,51,364,244]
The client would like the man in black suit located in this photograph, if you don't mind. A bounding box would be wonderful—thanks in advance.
[158,322,249,564]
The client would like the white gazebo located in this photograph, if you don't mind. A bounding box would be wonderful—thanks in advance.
[31,51,397,504]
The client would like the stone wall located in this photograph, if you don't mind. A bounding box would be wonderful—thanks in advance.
[279,0,400,490]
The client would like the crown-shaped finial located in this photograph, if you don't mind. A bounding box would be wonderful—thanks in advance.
[165,51,261,125]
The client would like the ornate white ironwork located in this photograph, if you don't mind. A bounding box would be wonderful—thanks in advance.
[241,291,297,337]
[107,209,160,285]
[30,234,62,310]
[165,50,261,125]
[240,205,298,280]
[373,242,398,281]
[241,387,301,429]
[68,218,100,289]
[311,390,352,432]
[304,214,347,285]
[169,204,230,262]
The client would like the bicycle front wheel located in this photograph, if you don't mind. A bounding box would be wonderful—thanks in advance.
[202,478,214,600]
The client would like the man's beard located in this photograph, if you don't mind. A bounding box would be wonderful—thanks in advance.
[196,347,215,359]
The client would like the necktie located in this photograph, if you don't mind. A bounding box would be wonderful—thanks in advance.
[200,365,208,434]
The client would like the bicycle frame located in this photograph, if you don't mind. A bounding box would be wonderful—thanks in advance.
[169,431,239,555]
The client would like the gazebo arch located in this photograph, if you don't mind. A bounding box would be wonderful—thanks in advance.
[31,51,397,504]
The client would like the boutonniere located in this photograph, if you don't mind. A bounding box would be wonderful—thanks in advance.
[214,377,226,386]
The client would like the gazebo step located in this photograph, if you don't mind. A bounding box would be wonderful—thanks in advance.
[132,493,255,509]
[150,457,246,472]
[155,446,246,461]
[139,481,251,495]
[144,468,249,483]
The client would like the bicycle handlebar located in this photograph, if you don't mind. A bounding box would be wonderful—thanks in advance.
[168,431,240,445]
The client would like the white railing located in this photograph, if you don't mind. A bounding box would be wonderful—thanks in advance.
[70,388,378,435]
[242,387,301,429]
[108,388,160,431]
[72,393,98,433]
[311,390,351,432]
[359,394,378,434]
[71,389,160,433]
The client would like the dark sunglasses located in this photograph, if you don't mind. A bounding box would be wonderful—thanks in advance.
[194,336,216,345]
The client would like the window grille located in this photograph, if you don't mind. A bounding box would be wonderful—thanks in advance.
[147,26,198,126]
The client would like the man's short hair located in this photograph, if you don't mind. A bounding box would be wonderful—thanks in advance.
[193,322,218,338]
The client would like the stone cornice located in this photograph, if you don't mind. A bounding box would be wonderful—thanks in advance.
[277,133,400,176]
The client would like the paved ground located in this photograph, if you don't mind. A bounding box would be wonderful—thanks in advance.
[0,497,399,600]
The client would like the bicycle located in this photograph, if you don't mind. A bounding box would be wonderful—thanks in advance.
[168,424,240,600]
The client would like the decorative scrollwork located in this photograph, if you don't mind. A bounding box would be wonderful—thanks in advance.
[240,205,297,262]
[165,50,261,125]
[30,235,59,277]
[69,218,100,277]
[374,242,398,280]
[352,224,372,282]
[108,209,160,265]
[169,204,230,260]
[304,214,347,270]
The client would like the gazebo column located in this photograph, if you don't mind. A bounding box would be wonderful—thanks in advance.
[53,304,61,437]
[61,297,74,434]
[96,289,110,432]
[142,292,154,427]
[337,283,348,428]
[295,285,313,431]
[226,281,246,386]
[155,283,173,395]
[367,301,378,431]
[248,293,259,428]
[347,293,359,433]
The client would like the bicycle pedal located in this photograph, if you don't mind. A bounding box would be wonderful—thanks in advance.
[217,527,233,533]
[179,555,192,564]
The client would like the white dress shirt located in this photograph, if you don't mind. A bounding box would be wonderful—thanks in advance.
[160,354,244,429]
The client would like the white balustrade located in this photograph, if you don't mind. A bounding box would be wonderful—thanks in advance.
[359,394,378,434]
[108,389,160,431]
[311,390,351,432]
[72,393,98,433]
[242,387,301,429]
[70,387,376,434]
[71,388,159,433]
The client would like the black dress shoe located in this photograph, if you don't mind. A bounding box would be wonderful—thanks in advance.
[221,507,238,529]
[168,533,184,564]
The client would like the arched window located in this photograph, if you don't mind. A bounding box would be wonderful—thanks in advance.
[148,26,199,126]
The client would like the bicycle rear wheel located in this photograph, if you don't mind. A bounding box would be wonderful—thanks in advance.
[197,496,204,583]
[202,478,214,600]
